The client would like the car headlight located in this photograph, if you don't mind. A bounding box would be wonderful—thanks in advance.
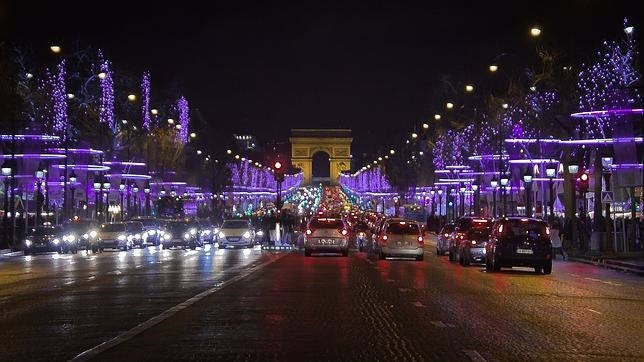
[135,233,141,240]
[25,239,32,247]
[164,234,171,240]
[82,233,89,239]
[218,232,225,239]
[117,235,126,241]
[257,230,264,236]
[190,228,197,235]
[89,230,97,238]
[213,228,219,234]
[147,230,155,236]
[53,238,60,245]
[67,235,76,242]
[243,231,251,239]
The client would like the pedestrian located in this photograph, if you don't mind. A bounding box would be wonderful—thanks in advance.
[551,220,567,260]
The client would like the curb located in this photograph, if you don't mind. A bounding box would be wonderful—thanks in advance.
[0,249,23,257]
[568,257,644,276]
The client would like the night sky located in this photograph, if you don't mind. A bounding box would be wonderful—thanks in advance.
[2,1,641,158]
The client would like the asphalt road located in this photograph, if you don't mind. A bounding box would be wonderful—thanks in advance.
[1,237,642,361]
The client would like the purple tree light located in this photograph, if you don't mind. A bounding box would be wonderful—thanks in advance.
[141,71,151,130]
[50,60,68,136]
[98,54,115,129]
[176,96,189,144]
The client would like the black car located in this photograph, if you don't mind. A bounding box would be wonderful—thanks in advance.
[161,220,201,249]
[351,221,371,251]
[131,217,161,246]
[126,221,146,248]
[485,217,552,274]
[23,226,62,255]
[60,220,100,253]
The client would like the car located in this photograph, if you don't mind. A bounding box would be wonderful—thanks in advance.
[485,217,553,274]
[131,217,162,246]
[98,222,132,251]
[303,217,349,257]
[23,226,62,255]
[455,227,492,266]
[58,220,100,253]
[197,219,216,244]
[125,221,146,248]
[448,217,493,262]
[217,219,255,249]
[436,223,456,256]
[373,218,424,261]
[161,220,201,249]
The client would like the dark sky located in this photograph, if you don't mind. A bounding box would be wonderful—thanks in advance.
[2,1,641,158]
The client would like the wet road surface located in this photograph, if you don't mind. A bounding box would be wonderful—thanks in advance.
[1,237,643,361]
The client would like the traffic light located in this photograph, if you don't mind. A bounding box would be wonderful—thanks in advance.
[273,161,285,182]
[576,171,589,194]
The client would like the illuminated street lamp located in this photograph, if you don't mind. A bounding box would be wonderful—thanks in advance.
[489,64,498,72]
[523,170,533,217]
[446,102,454,109]
[465,84,474,92]
[433,114,441,120]
[530,26,542,37]
[546,164,557,223]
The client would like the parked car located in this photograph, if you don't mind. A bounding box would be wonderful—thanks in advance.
[436,223,456,256]
[23,226,62,255]
[98,222,132,251]
[455,227,492,266]
[485,217,552,274]
[303,216,349,257]
[161,220,200,250]
[448,217,493,262]
[373,218,424,261]
[218,219,255,249]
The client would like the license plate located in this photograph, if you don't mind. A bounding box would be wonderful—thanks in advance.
[517,248,533,254]
[228,238,240,242]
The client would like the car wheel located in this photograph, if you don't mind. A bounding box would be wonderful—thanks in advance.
[190,244,196,250]
[24,249,30,256]
[218,244,225,249]
[543,260,552,275]
[416,254,424,261]
[485,255,493,272]
[492,253,501,271]
[448,249,454,261]
[462,251,470,266]
[378,252,386,260]
[342,249,349,257]
[304,249,311,257]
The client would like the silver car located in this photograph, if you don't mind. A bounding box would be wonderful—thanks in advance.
[375,218,424,261]
[304,217,349,257]
[436,223,456,256]
[98,222,132,251]
[218,219,255,249]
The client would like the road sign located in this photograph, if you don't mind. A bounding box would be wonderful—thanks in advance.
[601,191,614,204]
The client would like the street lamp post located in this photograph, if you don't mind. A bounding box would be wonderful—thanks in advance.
[459,183,466,217]
[69,170,77,218]
[119,180,126,221]
[500,174,509,217]
[2,162,12,248]
[102,178,111,223]
[546,164,557,224]
[144,182,151,216]
[523,170,533,217]
[601,156,614,252]
[430,189,436,218]
[490,178,498,218]
[93,177,101,221]
[568,164,579,248]
[35,168,44,227]
[132,184,139,217]
[437,188,443,227]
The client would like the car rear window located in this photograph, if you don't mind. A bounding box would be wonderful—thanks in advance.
[504,220,548,239]
[467,229,491,240]
[387,222,420,235]
[310,218,344,229]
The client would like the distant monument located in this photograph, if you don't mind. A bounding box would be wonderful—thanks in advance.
[289,129,352,185]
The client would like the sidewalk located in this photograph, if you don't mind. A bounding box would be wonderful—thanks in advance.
[567,251,644,276]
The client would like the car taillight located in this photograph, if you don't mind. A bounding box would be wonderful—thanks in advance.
[471,240,477,245]
[443,233,449,237]
[417,236,423,243]
[382,235,388,241]
[341,229,348,236]
[306,229,312,235]
[545,226,550,235]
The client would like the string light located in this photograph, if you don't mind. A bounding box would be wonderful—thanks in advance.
[141,71,151,130]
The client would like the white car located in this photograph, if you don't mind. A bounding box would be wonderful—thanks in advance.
[218,219,255,248]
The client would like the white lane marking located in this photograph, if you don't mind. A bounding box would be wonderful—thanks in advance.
[64,280,75,285]
[135,265,142,269]
[568,273,580,277]
[87,276,96,281]
[463,350,487,361]
[600,280,622,286]
[411,301,425,308]
[586,308,602,315]
[107,270,122,275]
[71,253,287,361]
[584,277,601,282]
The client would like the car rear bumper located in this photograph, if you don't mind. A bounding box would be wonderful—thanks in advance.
[381,246,423,257]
